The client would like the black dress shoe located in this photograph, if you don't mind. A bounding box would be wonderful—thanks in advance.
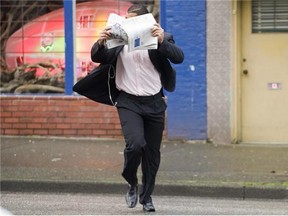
[143,201,155,212]
[125,184,138,208]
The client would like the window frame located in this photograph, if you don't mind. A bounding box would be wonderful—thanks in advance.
[252,0,288,33]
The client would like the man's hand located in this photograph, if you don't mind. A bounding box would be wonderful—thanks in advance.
[98,27,112,46]
[152,23,164,44]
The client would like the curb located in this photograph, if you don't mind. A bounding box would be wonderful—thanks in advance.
[1,180,287,200]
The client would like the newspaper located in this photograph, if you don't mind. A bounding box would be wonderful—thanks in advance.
[106,13,158,52]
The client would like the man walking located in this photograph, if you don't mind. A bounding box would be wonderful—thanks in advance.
[91,4,184,212]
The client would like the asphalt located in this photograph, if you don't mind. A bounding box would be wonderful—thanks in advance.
[1,136,288,200]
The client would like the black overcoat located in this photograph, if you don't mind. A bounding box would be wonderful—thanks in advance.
[73,33,184,106]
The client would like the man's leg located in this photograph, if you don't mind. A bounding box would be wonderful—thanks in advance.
[117,107,145,186]
[139,111,165,204]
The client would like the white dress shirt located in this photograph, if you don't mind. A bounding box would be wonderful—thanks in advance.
[115,46,162,96]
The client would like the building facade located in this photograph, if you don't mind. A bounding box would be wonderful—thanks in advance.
[1,0,287,144]
[206,0,288,144]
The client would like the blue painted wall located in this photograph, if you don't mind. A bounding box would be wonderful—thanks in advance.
[161,0,207,140]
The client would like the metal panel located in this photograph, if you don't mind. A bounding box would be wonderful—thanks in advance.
[64,0,76,95]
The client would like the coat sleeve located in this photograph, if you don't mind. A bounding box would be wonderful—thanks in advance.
[157,33,184,64]
[90,41,119,64]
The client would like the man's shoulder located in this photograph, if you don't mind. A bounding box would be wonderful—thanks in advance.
[164,32,173,38]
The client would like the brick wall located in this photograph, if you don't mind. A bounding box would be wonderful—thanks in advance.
[0,95,167,139]
[0,96,123,138]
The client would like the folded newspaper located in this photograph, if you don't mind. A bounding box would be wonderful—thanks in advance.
[105,13,158,52]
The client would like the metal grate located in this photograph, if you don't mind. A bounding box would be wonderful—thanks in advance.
[252,0,288,33]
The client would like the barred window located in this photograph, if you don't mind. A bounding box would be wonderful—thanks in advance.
[252,0,288,33]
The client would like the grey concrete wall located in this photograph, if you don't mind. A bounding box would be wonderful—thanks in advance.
[207,0,232,144]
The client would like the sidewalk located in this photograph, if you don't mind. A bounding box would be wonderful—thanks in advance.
[1,136,287,199]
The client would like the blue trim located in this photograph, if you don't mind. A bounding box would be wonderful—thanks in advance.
[160,0,166,30]
[63,0,75,95]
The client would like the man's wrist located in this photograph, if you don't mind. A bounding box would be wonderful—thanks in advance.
[98,39,106,47]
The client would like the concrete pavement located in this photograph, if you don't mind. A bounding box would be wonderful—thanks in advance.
[1,136,287,199]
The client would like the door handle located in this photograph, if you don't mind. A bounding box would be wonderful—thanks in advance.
[243,70,248,75]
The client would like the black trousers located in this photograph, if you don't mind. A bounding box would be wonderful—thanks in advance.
[116,91,167,204]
